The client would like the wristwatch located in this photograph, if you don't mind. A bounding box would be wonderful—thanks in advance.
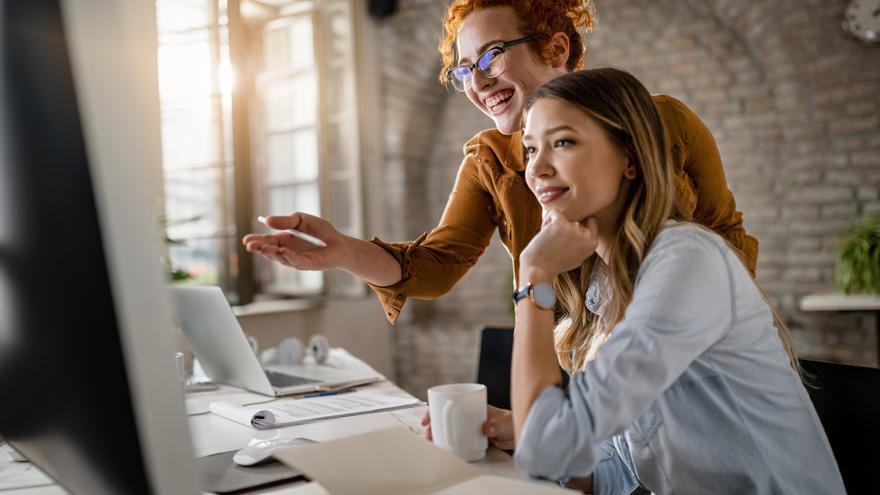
[512,282,556,310]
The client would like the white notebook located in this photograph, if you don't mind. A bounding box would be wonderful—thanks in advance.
[209,392,421,430]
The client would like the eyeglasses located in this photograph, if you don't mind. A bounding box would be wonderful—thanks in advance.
[445,35,538,92]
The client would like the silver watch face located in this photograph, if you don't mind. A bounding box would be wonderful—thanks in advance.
[532,283,556,309]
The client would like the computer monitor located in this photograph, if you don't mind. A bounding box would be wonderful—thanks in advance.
[0,1,199,493]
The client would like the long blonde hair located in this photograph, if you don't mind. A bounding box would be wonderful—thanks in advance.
[525,68,801,376]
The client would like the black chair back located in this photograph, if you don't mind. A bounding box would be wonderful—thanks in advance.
[477,327,514,409]
[476,326,569,410]
[801,359,880,493]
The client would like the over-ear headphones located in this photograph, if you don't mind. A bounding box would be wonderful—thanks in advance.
[258,334,330,366]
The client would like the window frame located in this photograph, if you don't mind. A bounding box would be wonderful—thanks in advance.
[248,0,368,298]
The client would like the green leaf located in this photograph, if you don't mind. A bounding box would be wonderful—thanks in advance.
[835,213,880,294]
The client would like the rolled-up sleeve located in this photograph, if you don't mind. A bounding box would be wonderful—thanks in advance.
[366,152,498,324]
[514,228,734,482]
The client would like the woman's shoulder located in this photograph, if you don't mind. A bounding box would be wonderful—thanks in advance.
[655,221,725,246]
[463,128,525,172]
[648,222,732,268]
[650,94,694,119]
[651,94,711,149]
[650,94,707,143]
[635,222,739,298]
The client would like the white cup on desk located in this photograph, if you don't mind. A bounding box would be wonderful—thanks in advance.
[427,383,488,462]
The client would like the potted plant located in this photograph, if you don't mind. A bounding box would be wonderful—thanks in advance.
[161,214,203,282]
[835,212,880,295]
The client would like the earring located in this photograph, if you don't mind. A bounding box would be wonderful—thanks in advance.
[625,166,637,180]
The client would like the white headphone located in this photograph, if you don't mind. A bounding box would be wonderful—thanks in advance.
[259,334,330,366]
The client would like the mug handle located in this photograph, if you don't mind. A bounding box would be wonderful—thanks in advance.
[442,401,456,449]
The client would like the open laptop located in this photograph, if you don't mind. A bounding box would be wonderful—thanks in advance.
[169,285,381,397]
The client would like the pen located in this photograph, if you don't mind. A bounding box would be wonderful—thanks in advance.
[257,216,327,247]
[299,388,357,399]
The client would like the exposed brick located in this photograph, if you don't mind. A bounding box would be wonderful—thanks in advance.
[825,170,866,186]
[826,153,850,168]
[788,186,853,204]
[845,100,879,116]
[850,150,880,167]
[820,203,858,218]
[858,186,879,201]
[783,204,820,219]
[783,267,822,283]
[789,219,857,235]
[831,136,866,151]
[829,115,879,133]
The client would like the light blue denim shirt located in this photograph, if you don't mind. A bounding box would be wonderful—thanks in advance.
[514,223,845,494]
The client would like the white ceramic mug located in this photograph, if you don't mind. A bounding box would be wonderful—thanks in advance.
[427,383,488,461]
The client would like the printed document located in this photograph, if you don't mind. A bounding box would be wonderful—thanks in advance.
[210,392,421,429]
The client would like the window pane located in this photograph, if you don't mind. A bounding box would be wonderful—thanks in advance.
[264,17,313,72]
[165,167,228,238]
[268,183,320,217]
[270,264,322,292]
[324,65,353,116]
[326,122,354,174]
[263,74,317,129]
[266,129,318,184]
[287,17,314,71]
[169,237,229,286]
[161,99,221,169]
[324,6,350,60]
[329,179,352,230]
[156,0,212,34]
[158,30,214,101]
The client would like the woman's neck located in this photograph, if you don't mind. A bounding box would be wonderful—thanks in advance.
[594,182,631,265]
[596,224,614,265]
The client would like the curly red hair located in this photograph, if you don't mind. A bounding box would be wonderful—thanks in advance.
[438,0,596,84]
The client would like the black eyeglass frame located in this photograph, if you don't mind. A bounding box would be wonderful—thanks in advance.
[445,35,539,92]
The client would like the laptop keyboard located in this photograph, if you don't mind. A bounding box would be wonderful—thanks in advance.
[264,370,321,388]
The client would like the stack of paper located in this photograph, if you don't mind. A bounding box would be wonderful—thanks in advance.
[209,392,421,430]
[273,426,576,495]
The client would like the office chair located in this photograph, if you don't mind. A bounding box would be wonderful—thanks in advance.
[476,327,569,410]
[476,327,515,409]
[800,359,880,494]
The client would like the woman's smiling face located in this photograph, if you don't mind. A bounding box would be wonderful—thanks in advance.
[456,6,566,135]
[523,96,632,225]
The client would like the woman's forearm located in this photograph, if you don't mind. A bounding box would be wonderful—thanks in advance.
[511,296,563,443]
[339,237,403,287]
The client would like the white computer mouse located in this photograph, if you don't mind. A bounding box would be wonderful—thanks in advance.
[232,436,317,466]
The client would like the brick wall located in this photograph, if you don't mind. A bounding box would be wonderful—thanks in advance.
[373,0,880,397]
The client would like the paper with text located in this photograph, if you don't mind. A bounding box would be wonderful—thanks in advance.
[209,392,421,429]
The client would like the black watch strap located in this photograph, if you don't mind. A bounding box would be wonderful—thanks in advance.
[512,285,530,305]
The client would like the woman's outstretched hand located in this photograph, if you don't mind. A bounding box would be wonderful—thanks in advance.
[242,212,350,271]
[420,405,515,451]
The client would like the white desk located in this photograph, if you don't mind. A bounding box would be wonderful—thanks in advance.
[800,292,880,365]
[0,380,523,494]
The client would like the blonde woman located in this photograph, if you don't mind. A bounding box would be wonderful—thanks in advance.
[512,68,844,494]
